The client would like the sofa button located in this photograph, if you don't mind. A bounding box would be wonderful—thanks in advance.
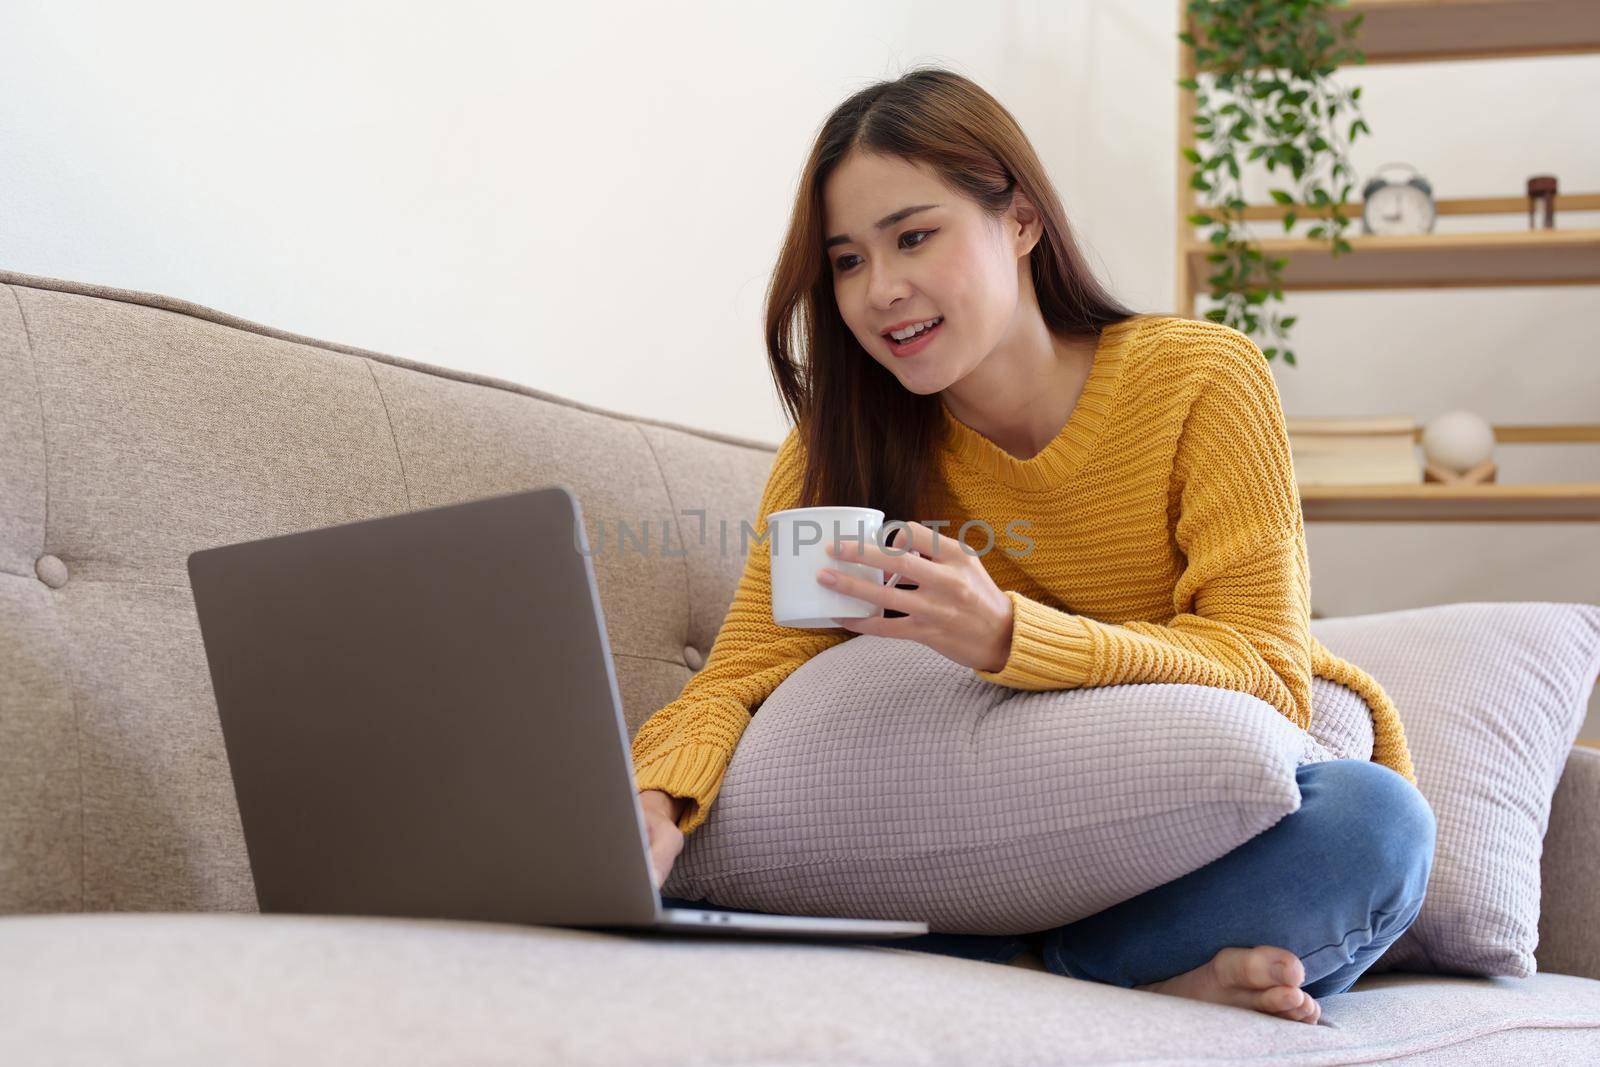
[35,554,68,589]
[683,645,705,671]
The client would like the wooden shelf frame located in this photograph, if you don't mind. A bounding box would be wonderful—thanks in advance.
[1175,0,1599,523]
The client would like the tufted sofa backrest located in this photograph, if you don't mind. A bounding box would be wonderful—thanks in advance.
[0,269,777,913]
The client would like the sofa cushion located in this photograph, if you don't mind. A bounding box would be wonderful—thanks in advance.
[0,270,777,913]
[1315,602,1600,979]
[1540,745,1600,982]
[3,912,1598,1066]
[664,631,1372,933]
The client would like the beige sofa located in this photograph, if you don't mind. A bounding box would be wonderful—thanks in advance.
[2,267,1598,1065]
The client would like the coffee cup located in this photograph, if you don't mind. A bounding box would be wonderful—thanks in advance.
[766,506,907,628]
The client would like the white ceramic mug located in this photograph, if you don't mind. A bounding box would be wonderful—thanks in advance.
[766,506,909,628]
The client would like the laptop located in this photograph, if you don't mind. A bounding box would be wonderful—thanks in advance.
[186,484,928,941]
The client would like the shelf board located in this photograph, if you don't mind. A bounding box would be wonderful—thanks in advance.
[1236,193,1600,223]
[1190,1,1600,68]
[1301,482,1600,522]
[1185,228,1600,291]
[1483,424,1600,445]
[1330,0,1600,65]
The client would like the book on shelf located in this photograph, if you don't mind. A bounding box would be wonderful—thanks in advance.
[1293,455,1423,485]
[1285,415,1417,436]
[1286,414,1422,486]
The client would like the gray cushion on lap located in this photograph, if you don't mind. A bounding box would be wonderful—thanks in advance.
[663,632,1367,935]
[1303,675,1376,766]
[1310,602,1600,979]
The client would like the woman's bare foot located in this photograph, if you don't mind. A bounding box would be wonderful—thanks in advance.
[1134,946,1321,1025]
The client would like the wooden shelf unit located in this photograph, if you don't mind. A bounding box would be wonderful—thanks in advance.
[1175,0,1600,523]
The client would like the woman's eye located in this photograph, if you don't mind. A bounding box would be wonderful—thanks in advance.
[833,229,935,273]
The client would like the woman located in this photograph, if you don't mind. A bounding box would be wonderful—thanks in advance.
[634,67,1435,1026]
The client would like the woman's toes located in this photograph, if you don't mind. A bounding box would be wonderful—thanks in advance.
[1260,986,1303,1014]
[1264,948,1305,988]
[1291,994,1322,1024]
[1279,990,1322,1024]
[1215,945,1305,990]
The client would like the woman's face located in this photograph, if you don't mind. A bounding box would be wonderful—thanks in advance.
[822,151,1031,394]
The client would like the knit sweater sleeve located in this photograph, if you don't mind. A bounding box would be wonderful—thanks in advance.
[630,426,851,835]
[972,329,1319,736]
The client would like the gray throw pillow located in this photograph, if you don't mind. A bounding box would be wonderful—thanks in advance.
[663,632,1367,935]
[1310,601,1600,979]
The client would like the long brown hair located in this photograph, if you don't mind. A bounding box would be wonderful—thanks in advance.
[763,65,1144,526]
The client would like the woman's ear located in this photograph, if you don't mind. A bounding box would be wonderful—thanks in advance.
[1009,190,1044,258]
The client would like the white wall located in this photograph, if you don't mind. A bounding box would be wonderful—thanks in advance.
[4,1,1596,733]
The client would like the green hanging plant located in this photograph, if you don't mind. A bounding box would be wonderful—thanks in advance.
[1179,0,1370,366]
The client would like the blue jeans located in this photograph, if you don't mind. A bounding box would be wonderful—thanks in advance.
[662,758,1436,999]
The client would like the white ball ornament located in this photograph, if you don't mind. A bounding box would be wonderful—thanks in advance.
[1421,410,1496,474]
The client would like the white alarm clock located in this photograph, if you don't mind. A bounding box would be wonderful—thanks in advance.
[1361,162,1436,236]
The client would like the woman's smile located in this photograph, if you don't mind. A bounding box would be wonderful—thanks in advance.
[885,316,946,357]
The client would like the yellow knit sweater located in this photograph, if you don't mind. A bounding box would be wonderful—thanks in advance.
[632,313,1417,834]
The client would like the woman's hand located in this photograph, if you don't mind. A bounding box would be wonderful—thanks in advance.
[638,789,686,890]
[817,520,1015,673]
